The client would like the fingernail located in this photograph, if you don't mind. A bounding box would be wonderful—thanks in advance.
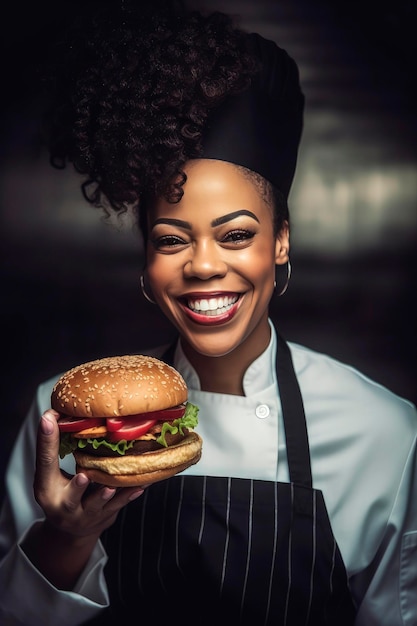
[129,489,144,501]
[41,414,54,435]
[75,473,90,487]
[101,487,116,501]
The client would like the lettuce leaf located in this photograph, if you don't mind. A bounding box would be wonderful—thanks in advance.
[59,433,78,459]
[59,401,199,458]
[156,401,199,447]
[59,433,135,459]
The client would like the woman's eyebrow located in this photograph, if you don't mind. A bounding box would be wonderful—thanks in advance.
[151,209,260,231]
[211,210,260,227]
[151,217,192,230]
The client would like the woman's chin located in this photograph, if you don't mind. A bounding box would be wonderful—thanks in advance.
[178,326,245,358]
[185,342,236,359]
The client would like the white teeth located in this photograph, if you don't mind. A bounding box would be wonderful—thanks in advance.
[187,295,238,316]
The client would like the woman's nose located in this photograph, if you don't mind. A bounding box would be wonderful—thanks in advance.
[183,240,227,280]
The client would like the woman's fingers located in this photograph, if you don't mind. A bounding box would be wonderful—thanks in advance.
[34,410,64,501]
[33,409,146,536]
[78,484,117,516]
[60,474,93,515]
[81,483,144,515]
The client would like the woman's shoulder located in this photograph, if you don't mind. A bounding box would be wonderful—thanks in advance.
[287,340,416,431]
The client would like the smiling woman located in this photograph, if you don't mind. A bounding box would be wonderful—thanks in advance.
[0,2,416,626]
[146,159,289,371]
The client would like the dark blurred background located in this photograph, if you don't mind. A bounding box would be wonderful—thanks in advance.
[1,0,416,498]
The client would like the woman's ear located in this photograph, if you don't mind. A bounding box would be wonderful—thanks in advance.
[275,220,290,265]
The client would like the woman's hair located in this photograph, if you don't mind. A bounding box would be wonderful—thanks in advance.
[42,0,288,236]
[235,166,289,236]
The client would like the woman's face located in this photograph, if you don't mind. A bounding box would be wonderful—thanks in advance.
[146,159,289,358]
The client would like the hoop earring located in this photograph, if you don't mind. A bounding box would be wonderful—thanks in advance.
[277,260,292,296]
[140,274,156,305]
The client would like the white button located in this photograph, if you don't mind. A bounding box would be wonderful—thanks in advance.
[255,404,270,419]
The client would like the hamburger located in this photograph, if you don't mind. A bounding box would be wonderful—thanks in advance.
[51,354,201,487]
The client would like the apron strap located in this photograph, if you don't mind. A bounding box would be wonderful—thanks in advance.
[276,333,312,488]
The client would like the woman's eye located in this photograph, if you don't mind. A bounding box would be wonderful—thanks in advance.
[222,229,255,244]
[151,235,187,249]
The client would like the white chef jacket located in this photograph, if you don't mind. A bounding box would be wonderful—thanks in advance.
[0,322,416,626]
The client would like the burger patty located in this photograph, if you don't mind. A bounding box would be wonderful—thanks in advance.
[80,428,189,457]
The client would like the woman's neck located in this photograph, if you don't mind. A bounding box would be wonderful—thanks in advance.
[181,318,271,396]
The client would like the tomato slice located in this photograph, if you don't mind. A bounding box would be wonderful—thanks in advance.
[106,405,186,432]
[58,405,186,441]
[107,418,157,442]
[150,405,186,420]
[58,416,105,432]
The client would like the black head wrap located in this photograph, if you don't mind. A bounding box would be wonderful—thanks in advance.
[201,33,304,199]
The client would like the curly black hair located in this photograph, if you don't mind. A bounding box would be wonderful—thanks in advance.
[43,0,260,221]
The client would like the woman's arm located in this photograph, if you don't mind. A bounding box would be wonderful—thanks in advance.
[20,411,125,590]
[0,382,144,625]
[352,433,417,625]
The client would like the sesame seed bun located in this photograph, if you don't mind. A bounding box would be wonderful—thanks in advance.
[52,355,202,487]
[51,354,188,418]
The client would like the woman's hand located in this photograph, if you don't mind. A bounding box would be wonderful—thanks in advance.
[22,409,144,589]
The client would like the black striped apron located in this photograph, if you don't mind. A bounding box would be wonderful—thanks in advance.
[91,335,356,625]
